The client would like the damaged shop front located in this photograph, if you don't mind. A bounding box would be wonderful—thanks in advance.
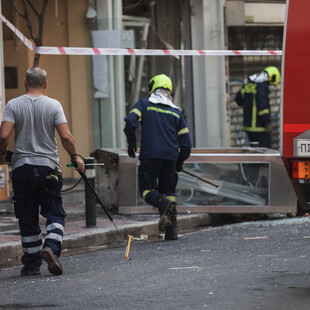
[93,148,296,215]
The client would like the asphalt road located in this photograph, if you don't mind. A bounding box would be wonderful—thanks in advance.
[1,216,310,310]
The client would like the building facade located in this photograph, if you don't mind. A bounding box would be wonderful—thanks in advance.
[0,0,286,179]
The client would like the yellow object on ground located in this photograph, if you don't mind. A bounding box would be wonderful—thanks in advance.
[124,235,133,261]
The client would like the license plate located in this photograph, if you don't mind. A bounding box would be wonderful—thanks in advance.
[295,140,310,157]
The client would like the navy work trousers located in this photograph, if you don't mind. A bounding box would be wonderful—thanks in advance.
[246,131,272,148]
[12,164,66,270]
[138,158,178,206]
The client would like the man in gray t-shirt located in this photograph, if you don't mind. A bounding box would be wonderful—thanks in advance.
[0,67,84,276]
[3,94,67,172]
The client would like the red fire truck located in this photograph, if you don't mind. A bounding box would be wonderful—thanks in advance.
[282,0,310,214]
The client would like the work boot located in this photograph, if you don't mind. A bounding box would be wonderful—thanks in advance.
[165,213,178,240]
[41,247,63,276]
[20,266,41,276]
[150,195,176,232]
[158,199,176,233]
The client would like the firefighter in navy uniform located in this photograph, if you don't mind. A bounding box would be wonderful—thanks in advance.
[124,74,192,240]
[235,66,281,148]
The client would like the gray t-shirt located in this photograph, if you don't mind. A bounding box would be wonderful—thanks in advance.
[3,94,67,171]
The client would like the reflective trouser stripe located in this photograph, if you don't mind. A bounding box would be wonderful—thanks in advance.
[143,190,151,200]
[166,196,176,202]
[23,246,42,254]
[45,232,63,243]
[46,223,64,233]
[21,233,42,243]
[21,232,42,255]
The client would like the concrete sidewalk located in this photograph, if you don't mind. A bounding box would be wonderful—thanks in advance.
[0,189,212,268]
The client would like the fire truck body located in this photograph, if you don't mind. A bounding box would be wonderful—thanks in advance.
[282,0,310,213]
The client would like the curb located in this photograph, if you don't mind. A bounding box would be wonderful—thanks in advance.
[0,214,212,268]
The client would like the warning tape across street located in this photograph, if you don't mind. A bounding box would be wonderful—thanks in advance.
[0,14,35,51]
[35,46,282,56]
[1,13,283,57]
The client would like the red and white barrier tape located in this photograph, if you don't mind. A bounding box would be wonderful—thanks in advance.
[36,46,282,56]
[0,14,34,51]
[1,14,283,57]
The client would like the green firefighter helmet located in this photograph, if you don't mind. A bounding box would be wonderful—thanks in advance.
[264,66,280,85]
[148,74,173,95]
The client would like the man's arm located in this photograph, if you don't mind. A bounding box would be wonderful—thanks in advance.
[123,101,142,158]
[0,121,14,165]
[176,133,192,171]
[176,115,192,172]
[55,123,84,173]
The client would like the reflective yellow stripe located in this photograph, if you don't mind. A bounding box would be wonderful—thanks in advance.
[131,108,142,120]
[147,106,180,119]
[142,190,151,200]
[166,196,176,202]
[244,126,266,132]
[244,83,257,95]
[258,108,270,116]
[178,127,189,136]
[252,95,257,129]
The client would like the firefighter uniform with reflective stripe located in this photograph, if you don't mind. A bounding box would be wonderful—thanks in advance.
[124,95,191,211]
[235,81,272,147]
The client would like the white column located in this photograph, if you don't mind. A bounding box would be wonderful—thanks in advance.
[112,0,126,148]
[94,0,126,148]
[190,0,228,147]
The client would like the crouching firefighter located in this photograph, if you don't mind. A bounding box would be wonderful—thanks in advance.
[124,74,192,240]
